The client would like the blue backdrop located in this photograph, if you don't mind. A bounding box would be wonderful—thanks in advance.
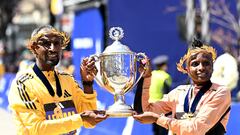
[107,0,189,89]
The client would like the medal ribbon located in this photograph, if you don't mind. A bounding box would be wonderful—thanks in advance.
[184,81,212,113]
[33,64,62,97]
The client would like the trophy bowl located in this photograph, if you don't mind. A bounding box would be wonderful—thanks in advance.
[91,27,147,117]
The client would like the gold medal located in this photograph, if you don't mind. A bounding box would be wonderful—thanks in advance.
[181,112,194,120]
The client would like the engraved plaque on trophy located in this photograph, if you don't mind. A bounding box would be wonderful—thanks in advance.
[91,27,147,117]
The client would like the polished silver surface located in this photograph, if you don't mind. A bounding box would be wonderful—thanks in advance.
[92,27,147,117]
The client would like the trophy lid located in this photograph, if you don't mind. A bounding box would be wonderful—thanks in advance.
[102,27,134,54]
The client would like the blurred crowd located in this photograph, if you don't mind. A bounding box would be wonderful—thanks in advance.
[0,44,74,76]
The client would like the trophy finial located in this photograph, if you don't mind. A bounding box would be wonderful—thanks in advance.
[104,26,132,54]
[109,27,124,41]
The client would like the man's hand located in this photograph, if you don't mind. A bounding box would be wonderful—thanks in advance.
[133,112,159,124]
[80,110,108,125]
[80,57,98,82]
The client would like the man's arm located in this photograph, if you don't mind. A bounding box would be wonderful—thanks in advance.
[8,79,86,135]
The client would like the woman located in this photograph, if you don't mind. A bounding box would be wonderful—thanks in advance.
[133,39,231,135]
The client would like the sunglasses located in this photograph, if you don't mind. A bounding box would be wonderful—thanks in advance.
[37,37,63,48]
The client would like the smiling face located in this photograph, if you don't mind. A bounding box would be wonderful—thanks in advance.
[186,52,213,85]
[32,28,63,70]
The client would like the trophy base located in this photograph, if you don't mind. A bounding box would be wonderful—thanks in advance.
[106,110,133,117]
[106,102,134,118]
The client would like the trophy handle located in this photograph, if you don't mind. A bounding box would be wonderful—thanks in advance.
[89,54,105,88]
[128,52,148,91]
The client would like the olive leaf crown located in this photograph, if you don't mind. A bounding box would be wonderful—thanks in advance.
[176,38,217,74]
[27,27,70,51]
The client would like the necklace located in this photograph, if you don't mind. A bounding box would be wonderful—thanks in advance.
[183,81,212,118]
[33,64,63,118]
[33,64,62,97]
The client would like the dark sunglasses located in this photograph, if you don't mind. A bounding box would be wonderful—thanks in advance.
[37,38,63,47]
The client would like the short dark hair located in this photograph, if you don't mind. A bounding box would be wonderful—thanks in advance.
[31,25,54,38]
[27,25,70,53]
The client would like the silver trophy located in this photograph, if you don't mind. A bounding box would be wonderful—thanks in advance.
[91,27,147,117]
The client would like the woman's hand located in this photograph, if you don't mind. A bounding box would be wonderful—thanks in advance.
[133,112,159,124]
[139,57,152,78]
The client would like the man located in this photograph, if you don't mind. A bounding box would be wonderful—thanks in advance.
[133,38,231,135]
[150,55,172,135]
[8,25,107,135]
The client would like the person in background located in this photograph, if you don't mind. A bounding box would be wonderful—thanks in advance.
[18,49,35,72]
[211,44,239,92]
[237,91,240,101]
[0,41,5,77]
[133,38,231,135]
[8,25,107,135]
[150,55,172,135]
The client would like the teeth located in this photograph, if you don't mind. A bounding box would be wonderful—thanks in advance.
[49,54,57,56]
[198,74,206,77]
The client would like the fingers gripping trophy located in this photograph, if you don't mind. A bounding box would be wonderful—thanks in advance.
[91,27,147,117]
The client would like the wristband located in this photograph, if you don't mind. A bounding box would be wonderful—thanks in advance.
[82,81,94,86]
